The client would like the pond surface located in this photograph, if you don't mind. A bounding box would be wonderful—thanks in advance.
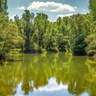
[0,53,96,96]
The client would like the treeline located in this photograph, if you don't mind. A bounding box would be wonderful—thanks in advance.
[13,12,95,55]
[0,0,96,60]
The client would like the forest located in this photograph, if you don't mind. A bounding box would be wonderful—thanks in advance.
[0,0,96,60]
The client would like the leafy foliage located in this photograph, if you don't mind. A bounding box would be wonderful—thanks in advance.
[89,0,96,20]
[0,13,24,60]
[0,0,96,59]
[85,34,96,56]
[72,34,87,55]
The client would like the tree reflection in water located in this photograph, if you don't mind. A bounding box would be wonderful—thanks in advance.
[0,53,96,96]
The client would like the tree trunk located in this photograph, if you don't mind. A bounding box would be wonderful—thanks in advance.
[0,53,6,60]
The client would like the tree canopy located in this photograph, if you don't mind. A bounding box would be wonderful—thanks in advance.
[0,0,96,59]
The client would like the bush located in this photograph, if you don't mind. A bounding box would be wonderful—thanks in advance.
[39,48,46,53]
[85,34,96,56]
[72,34,87,55]
[87,50,96,56]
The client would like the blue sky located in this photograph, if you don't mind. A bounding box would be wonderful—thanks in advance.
[8,0,89,21]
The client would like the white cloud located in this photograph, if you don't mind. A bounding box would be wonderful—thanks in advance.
[27,1,76,12]
[9,14,16,20]
[57,13,73,18]
[17,6,25,10]
[82,9,86,12]
[35,83,67,92]
[34,78,68,92]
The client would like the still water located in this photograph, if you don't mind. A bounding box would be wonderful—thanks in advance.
[0,53,96,96]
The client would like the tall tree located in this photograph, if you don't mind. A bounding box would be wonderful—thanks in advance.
[89,0,96,20]
[0,0,8,15]
[34,13,49,50]
[0,13,24,60]
[22,10,34,52]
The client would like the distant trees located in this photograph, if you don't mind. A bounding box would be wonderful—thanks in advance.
[0,0,96,60]
[0,0,8,15]
[85,0,96,55]
[33,13,49,51]
[89,0,96,20]
[0,0,24,60]
[0,13,24,60]
[85,35,96,56]
[22,10,34,52]
[13,8,96,55]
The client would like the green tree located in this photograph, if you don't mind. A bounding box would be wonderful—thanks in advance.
[34,13,49,50]
[89,0,96,20]
[67,14,90,55]
[85,21,96,56]
[85,34,96,56]
[0,0,8,15]
[14,15,25,50]
[0,13,24,60]
[72,34,87,55]
[22,10,34,52]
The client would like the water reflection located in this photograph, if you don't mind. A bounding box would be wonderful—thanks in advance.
[15,78,70,96]
[0,53,96,96]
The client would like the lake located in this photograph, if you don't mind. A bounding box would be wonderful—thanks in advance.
[0,52,96,96]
